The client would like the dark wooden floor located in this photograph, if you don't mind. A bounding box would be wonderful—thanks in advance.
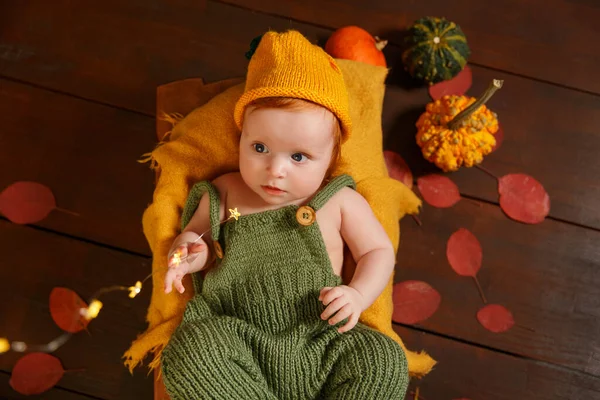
[1,1,599,399]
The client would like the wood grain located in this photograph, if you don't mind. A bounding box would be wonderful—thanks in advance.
[1,1,598,230]
[1,371,97,400]
[0,221,153,399]
[395,198,600,375]
[151,323,600,400]
[0,78,155,255]
[395,326,600,399]
[220,0,600,94]
[381,66,600,231]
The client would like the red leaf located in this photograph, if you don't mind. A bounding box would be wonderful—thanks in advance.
[392,281,441,324]
[10,353,65,395]
[384,150,413,189]
[498,174,550,224]
[490,124,504,153]
[0,182,56,224]
[49,287,90,333]
[417,174,460,208]
[477,304,515,333]
[428,65,473,100]
[447,228,482,277]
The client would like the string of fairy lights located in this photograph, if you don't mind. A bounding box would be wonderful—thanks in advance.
[0,208,241,355]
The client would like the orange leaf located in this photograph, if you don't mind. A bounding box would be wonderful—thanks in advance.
[446,228,482,277]
[0,182,56,224]
[392,281,441,324]
[477,304,515,333]
[384,150,413,189]
[428,65,472,100]
[10,353,65,395]
[498,174,550,224]
[417,174,460,208]
[49,287,90,333]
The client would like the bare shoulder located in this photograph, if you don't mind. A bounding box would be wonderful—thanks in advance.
[211,172,242,194]
[331,186,372,213]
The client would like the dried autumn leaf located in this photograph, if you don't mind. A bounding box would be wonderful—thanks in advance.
[428,65,473,100]
[10,353,65,395]
[392,280,441,324]
[498,174,550,224]
[447,228,482,276]
[477,304,515,333]
[417,174,460,208]
[0,181,56,224]
[384,150,413,189]
[49,287,90,333]
[490,124,504,153]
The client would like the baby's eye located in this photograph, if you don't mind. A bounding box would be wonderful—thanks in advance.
[291,153,307,162]
[253,143,267,153]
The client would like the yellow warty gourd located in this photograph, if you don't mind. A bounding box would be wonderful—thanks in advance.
[416,80,503,172]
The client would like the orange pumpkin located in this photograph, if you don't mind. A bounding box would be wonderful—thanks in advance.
[325,26,387,67]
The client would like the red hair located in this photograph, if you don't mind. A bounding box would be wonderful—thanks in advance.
[245,97,342,179]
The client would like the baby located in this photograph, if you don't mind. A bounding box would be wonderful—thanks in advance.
[160,30,408,399]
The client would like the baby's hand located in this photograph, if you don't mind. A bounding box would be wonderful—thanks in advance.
[319,285,366,333]
[164,242,206,294]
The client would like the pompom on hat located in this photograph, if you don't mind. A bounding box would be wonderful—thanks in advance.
[234,30,352,142]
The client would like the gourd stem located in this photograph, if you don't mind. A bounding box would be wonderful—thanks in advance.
[448,79,504,130]
[374,36,388,51]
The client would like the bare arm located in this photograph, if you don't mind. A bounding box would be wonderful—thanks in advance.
[339,188,396,307]
[164,180,226,293]
[319,188,396,332]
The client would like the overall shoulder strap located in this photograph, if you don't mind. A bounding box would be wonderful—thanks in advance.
[181,181,222,294]
[181,181,222,241]
[308,174,356,211]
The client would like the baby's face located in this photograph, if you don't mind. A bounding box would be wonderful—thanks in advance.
[239,106,336,206]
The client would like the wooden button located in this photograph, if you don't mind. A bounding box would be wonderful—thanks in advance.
[296,206,316,226]
[214,241,224,259]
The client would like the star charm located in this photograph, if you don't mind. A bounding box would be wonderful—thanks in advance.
[228,208,241,221]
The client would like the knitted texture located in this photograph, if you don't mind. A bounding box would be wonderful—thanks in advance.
[123,59,436,378]
[161,175,409,399]
[234,30,352,142]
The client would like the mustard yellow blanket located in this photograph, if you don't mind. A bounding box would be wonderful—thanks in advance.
[125,59,436,377]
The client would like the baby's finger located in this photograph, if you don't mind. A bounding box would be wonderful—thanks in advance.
[321,287,343,306]
[164,274,174,294]
[189,243,205,253]
[338,312,359,333]
[328,304,352,326]
[174,277,185,294]
[318,287,332,301]
[168,245,188,267]
[321,296,347,320]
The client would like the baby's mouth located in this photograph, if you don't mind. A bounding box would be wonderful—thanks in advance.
[261,185,286,195]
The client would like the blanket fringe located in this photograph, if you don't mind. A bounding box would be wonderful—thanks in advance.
[159,111,184,127]
[137,151,159,170]
[123,342,166,376]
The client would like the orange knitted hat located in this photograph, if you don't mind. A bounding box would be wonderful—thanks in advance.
[234,30,352,142]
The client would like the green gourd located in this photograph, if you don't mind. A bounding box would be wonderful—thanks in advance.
[402,17,471,84]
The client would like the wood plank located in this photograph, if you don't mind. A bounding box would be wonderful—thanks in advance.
[395,326,600,399]
[0,221,153,399]
[381,67,600,230]
[394,198,600,376]
[0,79,155,255]
[1,371,97,400]
[220,0,600,94]
[2,1,598,229]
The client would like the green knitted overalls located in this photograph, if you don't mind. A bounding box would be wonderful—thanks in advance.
[161,175,409,399]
